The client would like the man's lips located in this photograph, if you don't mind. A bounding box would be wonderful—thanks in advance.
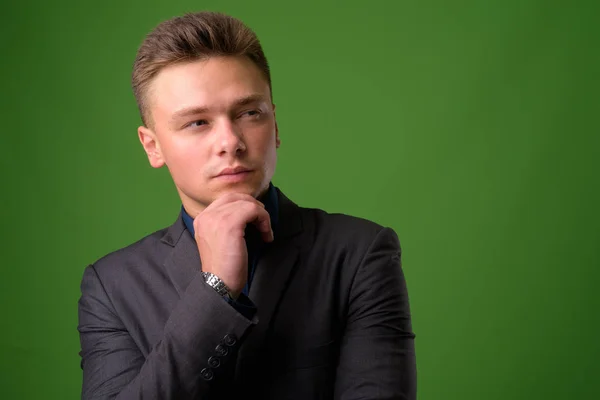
[215,166,253,178]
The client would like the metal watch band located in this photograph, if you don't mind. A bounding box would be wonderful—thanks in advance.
[201,271,232,297]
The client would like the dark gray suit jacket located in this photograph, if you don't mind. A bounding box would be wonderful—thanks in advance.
[78,188,416,399]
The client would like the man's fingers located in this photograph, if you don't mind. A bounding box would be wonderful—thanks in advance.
[207,192,265,210]
[198,193,273,242]
[252,209,274,242]
[238,202,273,242]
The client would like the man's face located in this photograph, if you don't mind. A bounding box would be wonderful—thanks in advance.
[138,56,280,216]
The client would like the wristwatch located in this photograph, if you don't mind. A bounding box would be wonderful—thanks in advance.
[201,271,234,299]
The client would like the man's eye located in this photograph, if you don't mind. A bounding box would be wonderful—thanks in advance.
[242,110,261,118]
[188,120,207,128]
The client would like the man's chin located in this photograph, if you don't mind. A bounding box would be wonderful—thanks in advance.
[212,181,265,199]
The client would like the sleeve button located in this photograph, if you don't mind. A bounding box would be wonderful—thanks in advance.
[200,368,214,381]
[208,356,221,368]
[215,344,228,356]
[223,334,237,346]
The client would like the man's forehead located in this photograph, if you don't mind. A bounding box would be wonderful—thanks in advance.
[148,58,271,114]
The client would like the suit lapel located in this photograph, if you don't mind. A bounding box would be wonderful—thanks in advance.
[236,189,308,376]
[247,236,300,334]
[161,215,202,297]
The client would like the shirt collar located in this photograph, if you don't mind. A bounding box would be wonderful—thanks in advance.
[181,182,279,239]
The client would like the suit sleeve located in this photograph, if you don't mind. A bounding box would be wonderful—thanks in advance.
[334,227,417,400]
[77,264,256,399]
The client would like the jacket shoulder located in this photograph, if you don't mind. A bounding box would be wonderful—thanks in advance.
[300,206,399,249]
[306,206,385,232]
[88,225,174,280]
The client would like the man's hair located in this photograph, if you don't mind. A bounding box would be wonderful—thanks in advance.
[132,11,271,127]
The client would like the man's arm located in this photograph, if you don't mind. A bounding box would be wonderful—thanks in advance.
[78,264,255,399]
[334,227,417,400]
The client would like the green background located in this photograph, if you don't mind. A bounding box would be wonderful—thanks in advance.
[1,0,598,398]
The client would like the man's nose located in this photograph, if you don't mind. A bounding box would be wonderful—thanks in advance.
[216,119,246,155]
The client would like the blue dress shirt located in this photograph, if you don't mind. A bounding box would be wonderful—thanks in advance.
[181,183,280,319]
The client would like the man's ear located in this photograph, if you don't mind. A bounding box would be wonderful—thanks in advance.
[273,104,281,148]
[138,125,165,168]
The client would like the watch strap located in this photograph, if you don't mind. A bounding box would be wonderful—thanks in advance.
[201,271,233,298]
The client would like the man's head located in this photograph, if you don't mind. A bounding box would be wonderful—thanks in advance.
[132,12,280,216]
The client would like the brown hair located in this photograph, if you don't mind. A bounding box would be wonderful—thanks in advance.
[131,11,272,127]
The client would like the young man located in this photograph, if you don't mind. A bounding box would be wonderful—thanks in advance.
[77,11,416,400]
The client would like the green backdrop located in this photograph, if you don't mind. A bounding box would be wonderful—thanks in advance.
[1,0,598,399]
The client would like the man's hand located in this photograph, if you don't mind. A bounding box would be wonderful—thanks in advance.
[193,192,274,298]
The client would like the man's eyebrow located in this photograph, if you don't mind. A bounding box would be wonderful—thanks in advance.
[233,94,266,107]
[170,106,210,123]
[170,94,267,124]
